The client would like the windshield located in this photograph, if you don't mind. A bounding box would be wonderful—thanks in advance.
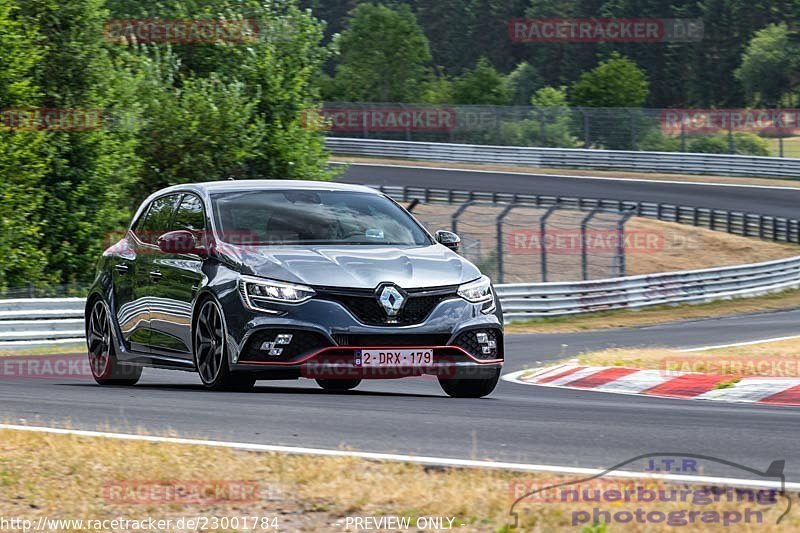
[211,189,431,246]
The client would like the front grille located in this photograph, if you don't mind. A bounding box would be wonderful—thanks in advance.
[315,285,458,326]
[453,329,503,360]
[332,334,451,347]
[240,329,331,362]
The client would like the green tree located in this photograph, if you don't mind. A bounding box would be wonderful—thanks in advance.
[107,0,334,186]
[500,86,577,147]
[735,23,796,106]
[419,77,455,104]
[0,0,52,291]
[507,62,544,106]
[452,57,509,105]
[13,0,139,286]
[571,53,650,108]
[327,3,432,101]
[130,53,265,199]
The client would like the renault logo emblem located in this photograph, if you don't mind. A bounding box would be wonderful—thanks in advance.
[378,285,405,317]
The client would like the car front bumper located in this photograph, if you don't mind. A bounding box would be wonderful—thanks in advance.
[220,289,504,379]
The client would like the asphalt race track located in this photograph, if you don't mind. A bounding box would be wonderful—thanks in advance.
[2,165,800,482]
[339,163,800,218]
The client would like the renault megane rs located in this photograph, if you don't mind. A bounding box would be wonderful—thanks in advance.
[86,181,504,397]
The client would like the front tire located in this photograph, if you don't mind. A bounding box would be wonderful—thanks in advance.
[316,378,361,391]
[194,298,255,392]
[87,298,142,386]
[438,368,500,398]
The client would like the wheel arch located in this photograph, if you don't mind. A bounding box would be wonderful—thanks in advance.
[190,289,235,365]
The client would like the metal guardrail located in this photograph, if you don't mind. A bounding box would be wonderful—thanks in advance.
[496,255,800,321]
[327,137,800,179]
[373,185,800,244]
[4,255,800,342]
[0,298,85,349]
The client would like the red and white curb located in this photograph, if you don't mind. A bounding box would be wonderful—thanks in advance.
[502,364,800,406]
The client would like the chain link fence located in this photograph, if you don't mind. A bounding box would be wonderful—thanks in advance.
[316,103,800,158]
[409,202,634,283]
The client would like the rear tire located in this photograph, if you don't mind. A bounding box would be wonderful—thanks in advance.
[316,378,361,391]
[194,298,255,392]
[87,298,142,386]
[438,368,500,398]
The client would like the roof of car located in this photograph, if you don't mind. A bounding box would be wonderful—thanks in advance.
[156,180,378,195]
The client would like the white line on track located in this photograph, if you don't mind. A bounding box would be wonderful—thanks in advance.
[2,423,798,490]
[679,335,800,352]
[336,162,800,191]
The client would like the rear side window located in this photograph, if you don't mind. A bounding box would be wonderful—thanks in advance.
[173,194,206,233]
[135,194,181,244]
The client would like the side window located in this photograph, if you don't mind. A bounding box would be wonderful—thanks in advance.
[173,194,206,233]
[136,194,180,244]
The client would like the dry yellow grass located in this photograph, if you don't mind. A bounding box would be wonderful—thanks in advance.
[333,156,800,189]
[624,218,799,275]
[0,428,795,532]
[572,337,800,379]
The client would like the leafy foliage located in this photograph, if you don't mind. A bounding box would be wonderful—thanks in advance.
[735,23,797,106]
[452,57,510,105]
[323,3,432,102]
[572,53,650,108]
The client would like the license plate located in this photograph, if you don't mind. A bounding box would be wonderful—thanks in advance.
[354,349,433,367]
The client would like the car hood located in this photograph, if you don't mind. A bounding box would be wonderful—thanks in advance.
[219,244,482,289]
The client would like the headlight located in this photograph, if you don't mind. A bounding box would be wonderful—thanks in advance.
[239,276,315,310]
[457,276,493,303]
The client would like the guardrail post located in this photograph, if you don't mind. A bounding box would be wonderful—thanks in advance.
[743,213,752,237]
[727,122,734,154]
[617,210,636,277]
[400,103,411,141]
[540,203,561,282]
[538,108,545,145]
[496,204,517,284]
[582,109,590,148]
[581,208,602,281]
[361,103,368,139]
[680,122,686,152]
[451,201,476,234]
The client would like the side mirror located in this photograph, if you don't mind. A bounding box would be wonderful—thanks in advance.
[434,230,461,252]
[157,230,204,256]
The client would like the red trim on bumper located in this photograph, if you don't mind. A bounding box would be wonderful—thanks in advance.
[237,345,503,366]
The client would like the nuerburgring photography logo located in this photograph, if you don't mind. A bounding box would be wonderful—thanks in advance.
[508,453,791,529]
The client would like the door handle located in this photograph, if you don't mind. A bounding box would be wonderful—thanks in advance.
[149,270,163,280]
[114,264,129,274]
